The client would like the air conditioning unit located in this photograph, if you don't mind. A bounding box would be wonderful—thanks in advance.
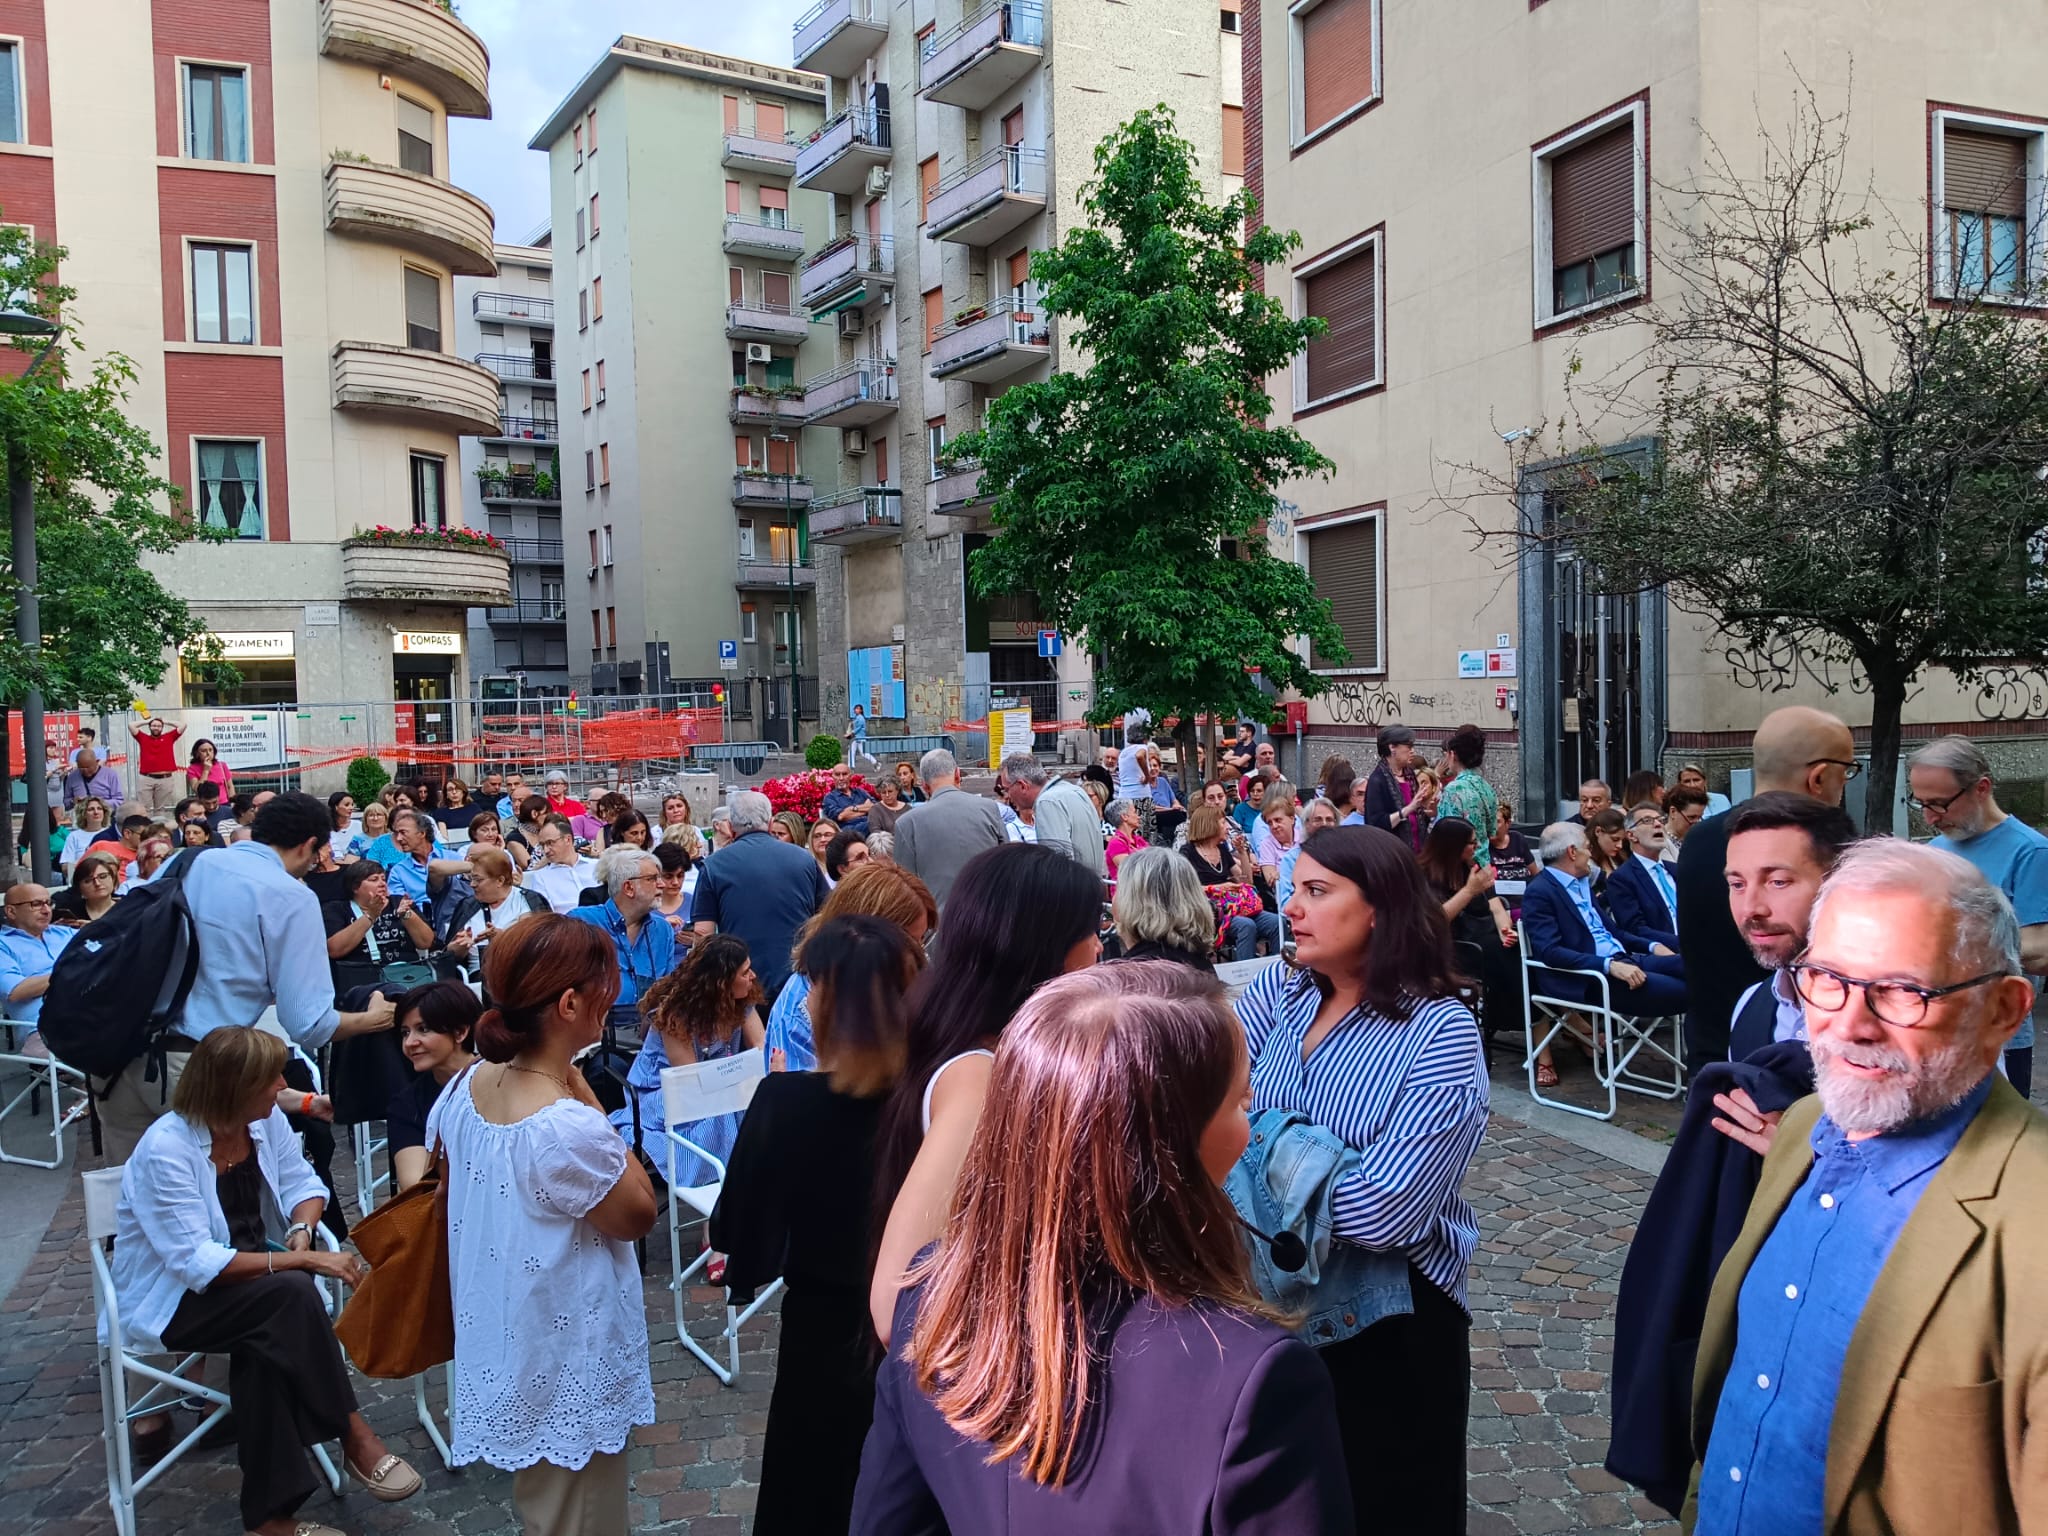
[841,428,868,456]
[837,310,865,338]
[745,342,773,364]
[865,165,891,197]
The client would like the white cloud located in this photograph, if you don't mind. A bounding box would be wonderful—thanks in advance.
[449,0,810,242]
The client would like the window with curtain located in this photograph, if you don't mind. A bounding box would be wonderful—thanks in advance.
[184,64,251,163]
[0,43,21,144]
[197,440,263,539]
[759,185,788,230]
[191,243,255,345]
[397,96,434,176]
[404,266,441,350]
[410,453,447,529]
[1944,126,2032,297]
[765,354,795,388]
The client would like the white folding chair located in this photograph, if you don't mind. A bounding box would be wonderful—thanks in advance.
[0,1023,88,1168]
[351,1122,391,1217]
[660,1056,781,1385]
[86,1166,342,1536]
[1518,923,1684,1121]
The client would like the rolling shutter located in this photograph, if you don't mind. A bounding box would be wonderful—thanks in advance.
[1307,519,1380,671]
[756,101,785,141]
[1550,122,1636,269]
[1302,243,1378,402]
[1301,0,1374,137]
[1946,128,2027,218]
[1223,104,1245,176]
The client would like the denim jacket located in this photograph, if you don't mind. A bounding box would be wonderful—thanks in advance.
[1226,1107,1412,1348]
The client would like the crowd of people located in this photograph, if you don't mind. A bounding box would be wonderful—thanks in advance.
[5,704,2046,1536]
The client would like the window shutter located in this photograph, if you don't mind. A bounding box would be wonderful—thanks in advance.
[725,180,741,215]
[757,101,786,141]
[1550,123,1636,269]
[920,157,939,221]
[766,435,794,474]
[735,435,752,468]
[1308,520,1380,670]
[729,268,743,303]
[1223,104,1245,176]
[1302,244,1377,401]
[759,185,788,212]
[1946,129,2027,218]
[763,271,791,308]
[924,288,942,349]
[1008,250,1031,290]
[875,436,888,483]
[1301,0,1374,136]
[722,95,740,132]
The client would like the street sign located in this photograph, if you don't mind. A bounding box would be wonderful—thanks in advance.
[718,639,739,671]
[1037,629,1061,659]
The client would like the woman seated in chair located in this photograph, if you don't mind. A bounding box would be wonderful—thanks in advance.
[1418,816,1526,1077]
[112,1026,421,1536]
[322,858,435,985]
[389,980,482,1190]
[610,934,764,1182]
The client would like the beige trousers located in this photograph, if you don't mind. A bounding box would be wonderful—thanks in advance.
[512,1449,629,1536]
[135,774,181,813]
[94,1050,188,1164]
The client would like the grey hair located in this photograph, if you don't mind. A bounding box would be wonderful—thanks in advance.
[599,843,659,899]
[1538,821,1588,865]
[1000,752,1047,787]
[1104,797,1134,824]
[545,769,570,786]
[1907,734,1992,789]
[710,806,733,827]
[1811,838,2021,978]
[390,808,428,837]
[918,747,959,786]
[865,829,894,860]
[727,789,773,834]
[1112,847,1216,954]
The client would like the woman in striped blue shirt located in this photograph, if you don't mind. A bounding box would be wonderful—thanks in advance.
[1235,826,1488,1535]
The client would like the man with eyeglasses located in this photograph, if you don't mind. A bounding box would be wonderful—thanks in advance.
[1606,805,1685,954]
[1687,839,2045,1535]
[0,884,73,1058]
[1907,734,2048,1097]
[523,813,601,914]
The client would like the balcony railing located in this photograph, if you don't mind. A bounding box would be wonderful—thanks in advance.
[929,295,1052,382]
[795,106,892,195]
[489,413,557,441]
[722,214,807,262]
[725,300,811,345]
[473,291,555,324]
[733,470,816,508]
[918,0,1044,110]
[479,478,560,504]
[475,352,556,383]
[499,538,565,564]
[809,485,904,543]
[802,357,897,426]
[926,144,1046,246]
[721,131,799,176]
[793,0,889,76]
[730,388,809,428]
[800,233,894,311]
[486,599,568,626]
[736,557,818,589]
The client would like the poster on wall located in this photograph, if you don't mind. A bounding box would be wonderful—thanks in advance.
[193,710,288,770]
[7,713,83,777]
[845,644,907,719]
[992,706,1035,763]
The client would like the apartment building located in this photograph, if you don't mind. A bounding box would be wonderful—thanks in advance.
[530,40,830,731]
[791,0,1236,743]
[1246,0,2048,818]
[457,239,569,696]
[0,0,508,720]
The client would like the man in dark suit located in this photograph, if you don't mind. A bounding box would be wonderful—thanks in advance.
[1605,803,1684,953]
[1676,705,1855,1076]
[1567,778,1612,825]
[1525,822,1687,1017]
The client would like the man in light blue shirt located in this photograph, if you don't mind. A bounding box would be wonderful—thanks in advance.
[0,883,74,1053]
[1523,822,1687,1017]
[567,845,680,1018]
[377,809,469,920]
[1908,735,2048,1096]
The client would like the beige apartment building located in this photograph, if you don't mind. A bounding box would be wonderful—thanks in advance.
[0,0,511,749]
[1246,0,2048,822]
[530,41,832,735]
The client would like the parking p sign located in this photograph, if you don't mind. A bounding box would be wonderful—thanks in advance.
[717,640,738,671]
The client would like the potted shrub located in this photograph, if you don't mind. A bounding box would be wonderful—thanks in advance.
[805,733,844,771]
[347,756,390,805]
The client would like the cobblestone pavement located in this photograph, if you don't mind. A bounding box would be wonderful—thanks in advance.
[0,1111,1672,1535]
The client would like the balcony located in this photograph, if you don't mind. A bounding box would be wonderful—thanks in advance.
[800,234,894,313]
[795,107,892,196]
[486,599,568,627]
[722,131,799,177]
[918,0,1043,111]
[801,357,897,427]
[331,341,500,434]
[929,297,1051,383]
[475,352,557,390]
[472,291,555,325]
[722,215,807,262]
[736,557,818,590]
[340,535,512,606]
[478,477,559,506]
[479,413,558,443]
[325,161,496,276]
[793,0,889,76]
[733,471,816,510]
[498,537,564,565]
[725,300,810,346]
[318,0,491,118]
[808,486,903,545]
[930,460,995,520]
[730,388,808,429]
[927,146,1046,247]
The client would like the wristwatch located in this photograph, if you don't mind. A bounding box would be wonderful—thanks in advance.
[285,1222,314,1246]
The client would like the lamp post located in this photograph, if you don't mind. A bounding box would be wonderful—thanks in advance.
[3,308,64,883]
[768,430,800,747]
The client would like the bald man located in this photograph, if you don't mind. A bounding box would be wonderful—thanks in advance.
[1675,706,1855,1074]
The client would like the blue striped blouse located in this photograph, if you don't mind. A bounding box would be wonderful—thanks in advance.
[1233,959,1489,1310]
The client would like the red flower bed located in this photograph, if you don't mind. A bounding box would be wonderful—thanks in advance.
[760,768,875,824]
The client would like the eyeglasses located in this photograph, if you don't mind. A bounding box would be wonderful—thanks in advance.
[1807,758,1864,780]
[1907,783,1980,815]
[5,898,52,911]
[1788,957,2007,1028]
[1630,814,1666,829]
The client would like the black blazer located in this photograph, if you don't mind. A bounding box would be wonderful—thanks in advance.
[1605,857,1681,952]
[1674,811,1766,1075]
[853,1284,1355,1536]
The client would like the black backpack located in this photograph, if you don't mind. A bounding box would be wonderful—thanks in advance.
[40,847,208,1085]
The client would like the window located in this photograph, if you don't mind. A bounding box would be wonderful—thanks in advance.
[1535,100,1645,326]
[722,95,740,132]
[606,607,616,649]
[766,435,794,475]
[596,360,606,401]
[196,439,263,539]
[588,194,600,236]
[599,443,610,485]
[184,64,251,163]
[875,436,889,484]
[601,524,613,564]
[0,42,22,144]
[775,607,802,654]
[919,156,939,223]
[585,109,597,153]
[404,266,441,350]
[587,528,599,564]
[927,416,947,477]
[410,453,447,530]
[765,353,795,388]
[738,520,756,558]
[591,277,603,319]
[767,523,801,564]
[1008,249,1032,304]
[1294,230,1381,407]
[1221,1,1241,32]
[575,207,586,248]
[916,22,936,53]
[539,579,563,612]
[1002,108,1025,148]
[191,243,254,345]
[591,609,602,651]
[740,606,757,643]
[760,185,788,229]
[1303,511,1383,671]
[729,267,744,304]
[584,449,596,491]
[1223,104,1245,176]
[763,270,791,310]
[578,287,588,329]
[1936,115,2041,299]
[581,368,592,410]
[757,102,786,143]
[731,348,747,386]
[573,122,583,162]
[1290,0,1379,146]
[397,96,435,176]
[923,287,942,351]
[735,434,757,469]
[726,180,741,216]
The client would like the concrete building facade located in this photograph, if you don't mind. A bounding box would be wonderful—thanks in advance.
[1243,0,2048,819]
[0,0,509,731]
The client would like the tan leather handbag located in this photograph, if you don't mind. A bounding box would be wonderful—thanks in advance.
[333,1133,454,1379]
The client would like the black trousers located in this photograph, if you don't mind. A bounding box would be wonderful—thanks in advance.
[1316,1266,1471,1536]
[161,1271,359,1530]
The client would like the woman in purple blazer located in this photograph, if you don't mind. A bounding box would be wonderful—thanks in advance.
[852,960,1354,1536]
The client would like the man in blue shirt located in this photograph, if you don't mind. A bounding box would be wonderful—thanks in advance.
[1690,839,2041,1534]
[567,845,679,1019]
[1907,735,2048,1097]
[377,809,468,921]
[820,762,876,837]
[692,789,828,1003]
[1524,822,1687,1017]
[0,883,74,1054]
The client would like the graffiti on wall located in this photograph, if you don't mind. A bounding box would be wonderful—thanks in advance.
[1974,666,2048,723]
[907,675,965,725]
[1722,630,1921,706]
[820,680,847,720]
[1322,681,1403,727]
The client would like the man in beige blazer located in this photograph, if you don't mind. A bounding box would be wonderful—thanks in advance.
[1686,838,2048,1535]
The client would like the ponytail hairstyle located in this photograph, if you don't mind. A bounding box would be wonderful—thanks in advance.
[475,913,620,1062]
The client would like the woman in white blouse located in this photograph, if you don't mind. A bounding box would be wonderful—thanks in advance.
[427,912,658,1536]
[113,1026,420,1536]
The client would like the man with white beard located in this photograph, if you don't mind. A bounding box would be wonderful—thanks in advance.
[1686,840,2047,1534]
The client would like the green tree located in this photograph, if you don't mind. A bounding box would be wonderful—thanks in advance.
[951,107,1343,777]
[0,224,232,870]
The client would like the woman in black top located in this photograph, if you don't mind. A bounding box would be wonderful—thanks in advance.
[1419,815,1525,1071]
[321,859,434,986]
[387,981,481,1189]
[432,778,472,829]
[52,851,122,925]
[711,915,923,1536]
[1489,800,1538,900]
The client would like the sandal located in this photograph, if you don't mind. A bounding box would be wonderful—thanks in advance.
[345,1451,423,1502]
[1535,1061,1560,1089]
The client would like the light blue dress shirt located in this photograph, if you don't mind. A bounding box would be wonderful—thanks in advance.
[762,971,816,1072]
[1933,816,2048,1052]
[1546,865,1623,959]
[565,899,678,1013]
[181,842,340,1048]
[0,922,76,1025]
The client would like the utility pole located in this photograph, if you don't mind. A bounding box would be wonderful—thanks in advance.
[4,311,64,883]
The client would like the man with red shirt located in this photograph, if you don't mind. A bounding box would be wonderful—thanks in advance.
[127,716,185,813]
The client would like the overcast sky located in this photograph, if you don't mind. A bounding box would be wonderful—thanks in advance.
[449,0,811,242]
